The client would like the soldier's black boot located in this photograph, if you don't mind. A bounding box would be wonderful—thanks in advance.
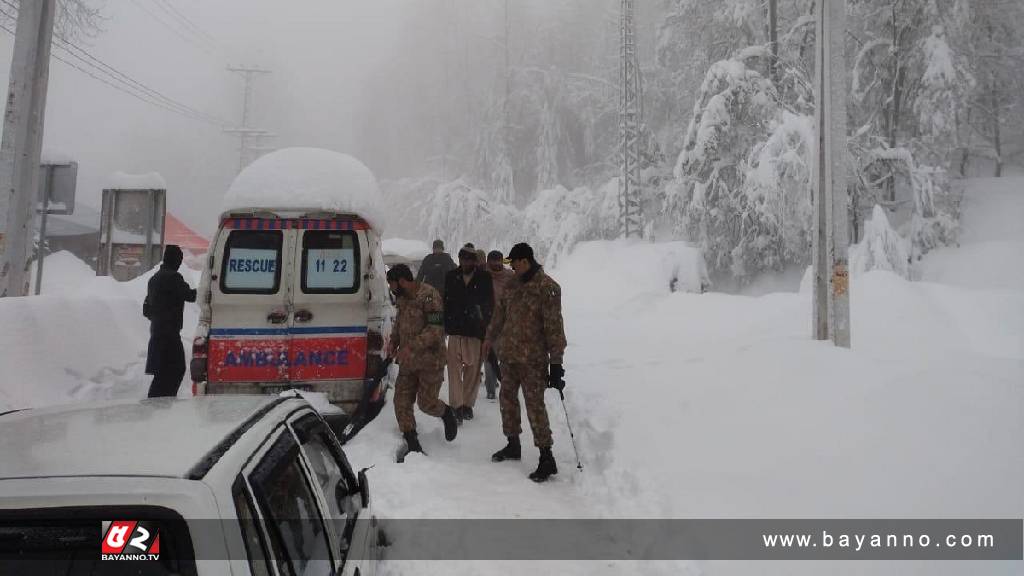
[528,447,558,482]
[491,435,521,462]
[397,431,423,463]
[441,406,459,442]
[404,431,423,454]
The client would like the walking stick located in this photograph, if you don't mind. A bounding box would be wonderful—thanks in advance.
[557,388,583,471]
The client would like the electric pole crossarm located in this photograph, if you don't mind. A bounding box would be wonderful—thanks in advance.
[226,66,273,172]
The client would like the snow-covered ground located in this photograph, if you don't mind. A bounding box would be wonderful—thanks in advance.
[918,176,1024,290]
[0,178,1020,575]
[347,178,1023,575]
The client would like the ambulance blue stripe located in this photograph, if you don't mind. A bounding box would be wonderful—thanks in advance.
[210,326,367,336]
[290,326,367,335]
[210,327,287,336]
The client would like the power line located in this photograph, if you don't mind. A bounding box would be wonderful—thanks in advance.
[129,0,215,55]
[52,36,229,124]
[149,0,228,55]
[0,3,233,127]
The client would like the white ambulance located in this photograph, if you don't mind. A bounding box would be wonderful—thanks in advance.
[189,148,392,441]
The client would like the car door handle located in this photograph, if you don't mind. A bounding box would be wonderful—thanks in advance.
[294,309,314,323]
[267,310,289,324]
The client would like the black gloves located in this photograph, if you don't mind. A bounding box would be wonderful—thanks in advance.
[547,364,565,391]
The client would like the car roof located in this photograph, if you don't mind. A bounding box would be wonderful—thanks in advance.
[0,396,303,480]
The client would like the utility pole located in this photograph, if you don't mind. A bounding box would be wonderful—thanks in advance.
[812,0,851,347]
[767,0,779,83]
[618,0,643,239]
[225,66,273,172]
[0,0,56,298]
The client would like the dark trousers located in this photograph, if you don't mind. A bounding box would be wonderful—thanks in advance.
[146,334,186,398]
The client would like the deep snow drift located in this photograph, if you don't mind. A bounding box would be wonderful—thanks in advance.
[0,253,199,411]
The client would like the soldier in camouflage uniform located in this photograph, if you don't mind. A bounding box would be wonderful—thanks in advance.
[483,243,567,482]
[387,264,459,457]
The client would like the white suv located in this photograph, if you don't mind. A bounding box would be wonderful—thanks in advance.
[0,395,382,575]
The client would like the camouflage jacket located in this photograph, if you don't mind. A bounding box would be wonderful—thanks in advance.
[390,282,446,371]
[486,267,566,366]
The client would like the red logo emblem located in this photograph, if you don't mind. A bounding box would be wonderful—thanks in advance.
[101,521,160,560]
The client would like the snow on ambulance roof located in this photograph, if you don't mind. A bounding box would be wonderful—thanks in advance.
[0,396,284,480]
[106,171,167,190]
[222,147,384,230]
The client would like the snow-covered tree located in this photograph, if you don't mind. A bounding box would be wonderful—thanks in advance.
[846,0,970,258]
[961,0,1024,177]
[2,0,103,42]
[665,47,810,279]
[850,204,910,278]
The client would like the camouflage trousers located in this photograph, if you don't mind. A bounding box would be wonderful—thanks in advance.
[394,366,447,434]
[498,362,552,448]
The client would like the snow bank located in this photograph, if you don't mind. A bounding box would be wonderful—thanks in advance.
[555,240,710,307]
[919,176,1024,290]
[222,148,384,230]
[0,252,199,412]
[29,251,102,296]
[341,214,1021,575]
[382,238,431,260]
[106,171,167,190]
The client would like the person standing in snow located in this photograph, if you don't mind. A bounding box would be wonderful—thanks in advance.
[144,245,197,398]
[484,242,567,482]
[416,239,457,298]
[387,264,459,457]
[483,250,515,400]
[443,244,494,422]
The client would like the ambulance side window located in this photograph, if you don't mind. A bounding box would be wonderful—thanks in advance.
[221,231,283,294]
[301,231,360,294]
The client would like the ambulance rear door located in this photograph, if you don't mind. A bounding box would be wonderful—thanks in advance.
[207,219,293,385]
[288,219,369,385]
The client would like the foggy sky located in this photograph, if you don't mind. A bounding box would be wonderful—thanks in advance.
[0,0,411,235]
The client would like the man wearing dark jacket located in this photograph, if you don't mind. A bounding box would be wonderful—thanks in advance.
[416,239,457,297]
[144,245,197,398]
[443,244,494,421]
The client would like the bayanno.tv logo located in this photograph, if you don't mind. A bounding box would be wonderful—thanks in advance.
[101,520,161,561]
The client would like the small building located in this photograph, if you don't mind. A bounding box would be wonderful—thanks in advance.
[34,204,101,270]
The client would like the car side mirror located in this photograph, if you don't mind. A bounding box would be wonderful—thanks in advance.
[358,467,371,508]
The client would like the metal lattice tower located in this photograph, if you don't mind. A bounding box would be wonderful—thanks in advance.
[618,0,643,239]
[225,66,274,172]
